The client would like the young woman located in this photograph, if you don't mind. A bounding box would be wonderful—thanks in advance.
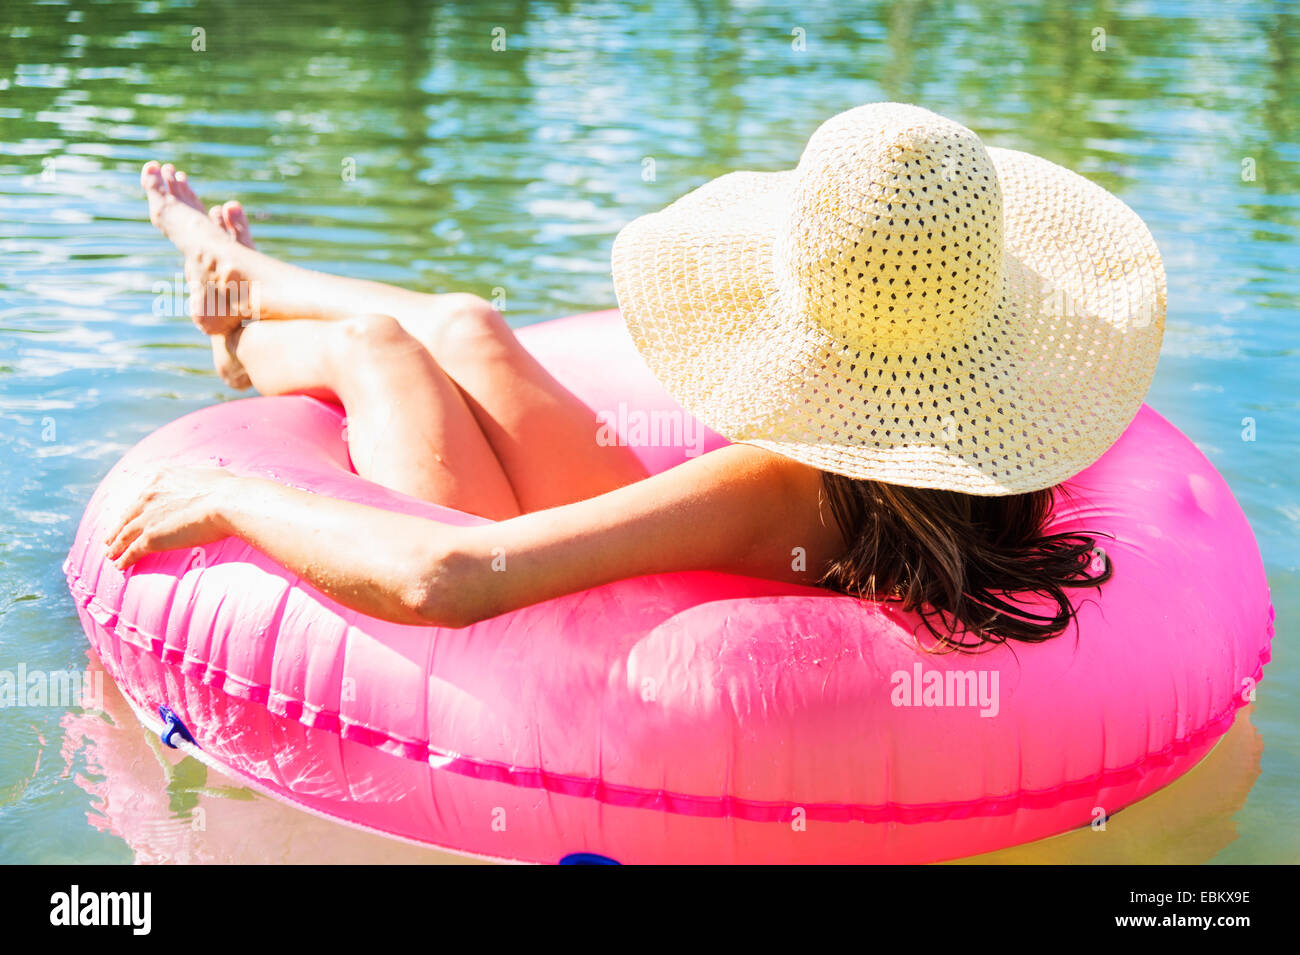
[105,104,1165,647]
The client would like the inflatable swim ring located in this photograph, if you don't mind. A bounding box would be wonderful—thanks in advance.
[64,309,1274,864]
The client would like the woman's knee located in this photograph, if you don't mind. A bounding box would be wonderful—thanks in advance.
[335,313,423,362]
[411,294,514,359]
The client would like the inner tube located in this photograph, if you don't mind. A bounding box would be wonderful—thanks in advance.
[64,309,1274,864]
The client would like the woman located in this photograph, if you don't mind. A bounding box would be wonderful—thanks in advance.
[106,103,1165,646]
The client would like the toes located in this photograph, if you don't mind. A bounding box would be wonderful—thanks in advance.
[160,163,181,193]
[141,160,164,190]
[165,166,204,211]
[172,171,197,203]
[222,201,255,249]
[141,161,169,226]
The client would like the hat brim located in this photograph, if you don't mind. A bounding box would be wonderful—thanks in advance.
[611,148,1166,494]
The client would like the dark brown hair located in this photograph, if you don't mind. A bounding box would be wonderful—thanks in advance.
[818,474,1112,652]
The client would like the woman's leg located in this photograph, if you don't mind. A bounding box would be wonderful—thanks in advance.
[229,313,521,521]
[144,162,649,512]
[371,295,652,512]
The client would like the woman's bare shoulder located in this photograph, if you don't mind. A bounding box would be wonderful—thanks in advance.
[688,443,846,584]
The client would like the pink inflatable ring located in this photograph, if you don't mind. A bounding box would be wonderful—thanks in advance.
[64,310,1274,864]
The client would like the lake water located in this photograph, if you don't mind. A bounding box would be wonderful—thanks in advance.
[1,0,1296,863]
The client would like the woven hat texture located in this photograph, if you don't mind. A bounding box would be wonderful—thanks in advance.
[611,103,1166,494]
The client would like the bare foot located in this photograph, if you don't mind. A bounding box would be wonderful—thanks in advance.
[142,161,258,389]
[210,325,250,390]
[206,201,257,390]
[141,161,253,336]
[209,199,255,251]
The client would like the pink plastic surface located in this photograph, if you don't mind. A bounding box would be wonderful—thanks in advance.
[64,309,1274,863]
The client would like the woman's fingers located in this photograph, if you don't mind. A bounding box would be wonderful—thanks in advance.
[115,535,154,570]
[105,473,166,562]
[104,491,147,547]
[106,513,148,562]
[102,465,233,570]
[112,513,184,569]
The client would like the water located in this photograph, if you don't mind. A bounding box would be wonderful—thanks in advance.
[0,0,1296,863]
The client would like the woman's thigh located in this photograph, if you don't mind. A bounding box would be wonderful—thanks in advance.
[237,313,521,521]
[329,314,522,520]
[398,296,649,513]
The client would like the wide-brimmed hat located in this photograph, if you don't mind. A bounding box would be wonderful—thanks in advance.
[611,103,1165,494]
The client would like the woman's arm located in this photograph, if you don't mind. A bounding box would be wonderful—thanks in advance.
[106,466,456,624]
[106,445,841,628]
[442,443,842,622]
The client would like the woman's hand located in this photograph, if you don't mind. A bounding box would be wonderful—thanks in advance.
[104,465,240,570]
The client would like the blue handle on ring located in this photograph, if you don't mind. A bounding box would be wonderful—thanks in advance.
[158,705,197,749]
[560,852,620,865]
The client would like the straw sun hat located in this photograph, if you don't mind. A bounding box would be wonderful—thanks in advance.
[611,103,1166,494]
